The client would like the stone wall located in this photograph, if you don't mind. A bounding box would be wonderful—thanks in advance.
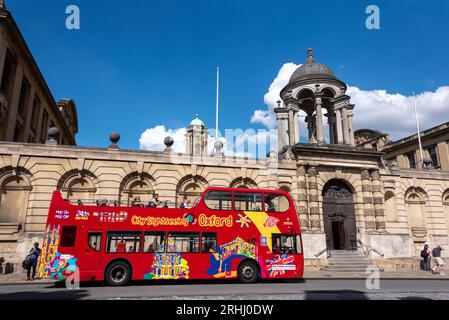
[0,142,449,273]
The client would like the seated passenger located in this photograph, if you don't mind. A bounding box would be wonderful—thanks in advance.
[115,240,126,253]
[131,197,142,207]
[149,194,161,207]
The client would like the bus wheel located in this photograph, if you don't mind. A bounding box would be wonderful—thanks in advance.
[105,261,131,286]
[238,260,259,284]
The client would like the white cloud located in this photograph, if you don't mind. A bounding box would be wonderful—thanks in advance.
[139,126,187,153]
[349,86,449,140]
[251,63,449,141]
[251,63,300,129]
[139,125,278,158]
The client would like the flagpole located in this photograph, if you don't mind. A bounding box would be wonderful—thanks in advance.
[215,67,220,141]
[413,92,424,168]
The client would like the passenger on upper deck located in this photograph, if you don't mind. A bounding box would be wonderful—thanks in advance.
[131,197,143,207]
[148,194,161,208]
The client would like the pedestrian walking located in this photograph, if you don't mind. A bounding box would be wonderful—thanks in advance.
[421,244,432,271]
[25,242,41,281]
[431,245,445,275]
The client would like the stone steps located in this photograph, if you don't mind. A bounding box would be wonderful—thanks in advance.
[321,250,383,272]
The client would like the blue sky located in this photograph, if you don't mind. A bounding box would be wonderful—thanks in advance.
[7,0,449,149]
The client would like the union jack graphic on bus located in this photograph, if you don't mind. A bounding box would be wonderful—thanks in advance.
[265,254,296,277]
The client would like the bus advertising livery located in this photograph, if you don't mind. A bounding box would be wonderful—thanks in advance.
[38,187,304,286]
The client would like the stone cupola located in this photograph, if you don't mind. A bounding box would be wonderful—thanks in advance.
[276,49,355,149]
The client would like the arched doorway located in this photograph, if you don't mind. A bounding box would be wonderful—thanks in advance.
[322,180,357,250]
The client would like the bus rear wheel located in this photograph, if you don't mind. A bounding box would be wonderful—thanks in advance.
[238,260,259,284]
[105,261,131,286]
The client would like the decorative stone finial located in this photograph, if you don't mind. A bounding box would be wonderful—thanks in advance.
[164,136,174,153]
[213,140,224,157]
[109,132,120,149]
[46,127,60,145]
[307,48,315,64]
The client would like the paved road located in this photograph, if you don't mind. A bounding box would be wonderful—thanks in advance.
[1,279,449,300]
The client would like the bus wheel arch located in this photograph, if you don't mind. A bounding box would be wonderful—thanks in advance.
[237,259,260,284]
[104,259,133,286]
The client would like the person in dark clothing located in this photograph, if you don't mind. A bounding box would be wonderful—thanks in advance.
[26,242,41,281]
[421,244,432,271]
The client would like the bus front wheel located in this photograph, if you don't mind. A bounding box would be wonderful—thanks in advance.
[238,260,259,284]
[105,261,131,286]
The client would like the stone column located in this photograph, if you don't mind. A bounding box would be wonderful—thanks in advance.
[348,109,355,146]
[297,165,309,229]
[282,118,289,146]
[341,106,350,145]
[277,117,283,150]
[335,108,344,144]
[23,87,36,142]
[288,108,296,145]
[294,112,299,144]
[5,65,23,141]
[371,170,386,232]
[314,95,324,144]
[327,112,335,144]
[0,40,7,86]
[307,166,320,230]
[361,169,376,232]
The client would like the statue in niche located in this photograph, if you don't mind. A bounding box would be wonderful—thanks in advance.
[305,114,317,144]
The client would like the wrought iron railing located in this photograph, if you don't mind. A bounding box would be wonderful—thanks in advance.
[314,247,331,259]
[357,238,384,257]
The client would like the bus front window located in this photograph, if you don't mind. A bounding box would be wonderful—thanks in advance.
[264,194,290,213]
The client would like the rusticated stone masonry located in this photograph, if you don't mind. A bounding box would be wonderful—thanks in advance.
[297,165,309,229]
[307,166,321,230]
[361,169,376,231]
[371,170,386,232]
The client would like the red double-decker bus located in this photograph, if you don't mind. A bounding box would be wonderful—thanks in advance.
[38,187,303,286]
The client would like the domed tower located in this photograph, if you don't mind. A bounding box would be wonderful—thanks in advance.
[186,115,208,156]
[276,48,355,149]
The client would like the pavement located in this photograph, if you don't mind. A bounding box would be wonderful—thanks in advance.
[1,268,449,286]
[1,278,449,300]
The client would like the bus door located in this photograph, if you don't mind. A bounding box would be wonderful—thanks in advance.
[78,227,104,279]
[265,233,302,279]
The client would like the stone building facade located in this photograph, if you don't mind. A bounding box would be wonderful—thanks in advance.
[0,4,78,145]
[1,3,449,273]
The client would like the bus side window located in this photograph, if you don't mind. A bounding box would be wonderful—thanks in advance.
[106,232,141,253]
[264,194,290,213]
[144,232,165,253]
[167,232,200,253]
[234,192,263,212]
[60,226,77,247]
[204,191,232,210]
[201,233,217,253]
[272,234,296,254]
[88,232,102,251]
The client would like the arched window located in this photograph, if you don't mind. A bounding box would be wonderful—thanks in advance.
[0,173,32,224]
[384,191,398,222]
[176,176,208,208]
[443,191,449,234]
[120,177,154,206]
[405,188,427,229]
[230,177,257,189]
[59,172,96,204]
